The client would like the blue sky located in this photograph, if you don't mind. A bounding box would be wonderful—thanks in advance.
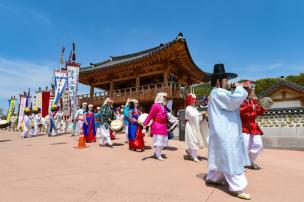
[0,0,303,112]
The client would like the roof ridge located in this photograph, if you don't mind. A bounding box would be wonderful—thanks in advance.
[109,39,178,61]
[257,78,304,97]
[280,79,304,88]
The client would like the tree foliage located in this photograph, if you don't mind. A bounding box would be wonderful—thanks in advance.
[255,73,304,94]
[192,73,304,96]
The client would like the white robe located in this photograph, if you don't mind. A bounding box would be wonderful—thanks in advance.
[74,108,85,135]
[33,114,41,136]
[21,115,30,137]
[185,106,208,150]
[208,86,250,175]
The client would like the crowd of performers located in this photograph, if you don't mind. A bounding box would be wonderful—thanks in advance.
[15,63,269,200]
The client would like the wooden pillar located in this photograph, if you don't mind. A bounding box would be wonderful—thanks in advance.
[109,82,114,96]
[90,86,94,98]
[164,69,169,87]
[136,76,140,94]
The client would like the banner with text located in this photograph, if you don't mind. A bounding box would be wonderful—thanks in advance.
[53,70,68,105]
[67,65,79,118]
[6,99,16,122]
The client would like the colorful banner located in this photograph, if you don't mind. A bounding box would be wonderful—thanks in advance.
[32,96,37,108]
[67,65,79,118]
[17,96,27,129]
[6,99,16,122]
[35,92,42,109]
[41,91,50,117]
[62,90,70,117]
[53,70,68,105]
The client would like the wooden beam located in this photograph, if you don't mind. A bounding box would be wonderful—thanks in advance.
[92,70,164,86]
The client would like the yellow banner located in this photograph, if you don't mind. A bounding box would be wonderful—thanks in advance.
[6,99,16,122]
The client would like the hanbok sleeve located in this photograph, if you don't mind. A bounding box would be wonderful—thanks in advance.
[185,106,199,121]
[124,106,129,119]
[215,86,248,111]
[143,103,158,126]
[128,110,138,124]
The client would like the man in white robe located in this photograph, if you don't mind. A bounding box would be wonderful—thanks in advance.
[205,64,251,200]
[32,108,41,136]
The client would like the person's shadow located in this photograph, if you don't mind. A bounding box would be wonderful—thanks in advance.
[183,155,208,161]
[163,146,178,151]
[197,173,231,195]
[112,143,125,147]
[144,146,152,150]
[142,153,167,161]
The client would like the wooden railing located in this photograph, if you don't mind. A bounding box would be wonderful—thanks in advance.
[78,83,187,106]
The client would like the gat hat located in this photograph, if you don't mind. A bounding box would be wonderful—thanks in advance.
[204,64,238,81]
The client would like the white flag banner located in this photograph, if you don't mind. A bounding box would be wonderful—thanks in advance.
[62,90,70,117]
[67,65,79,118]
[17,96,27,129]
[53,70,68,105]
[35,92,42,109]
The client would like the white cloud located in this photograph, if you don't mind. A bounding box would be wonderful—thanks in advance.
[0,57,55,100]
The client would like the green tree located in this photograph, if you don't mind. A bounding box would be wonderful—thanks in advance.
[255,73,304,94]
[193,84,212,97]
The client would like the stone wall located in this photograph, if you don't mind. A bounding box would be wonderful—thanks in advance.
[256,108,304,128]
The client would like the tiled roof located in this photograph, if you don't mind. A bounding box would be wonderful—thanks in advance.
[79,33,202,73]
[257,79,304,97]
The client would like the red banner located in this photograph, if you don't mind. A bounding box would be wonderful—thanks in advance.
[42,91,50,117]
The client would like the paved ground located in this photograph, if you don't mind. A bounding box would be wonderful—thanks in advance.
[0,130,303,202]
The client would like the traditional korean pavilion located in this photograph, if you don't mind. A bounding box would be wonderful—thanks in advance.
[78,33,207,110]
[257,76,304,108]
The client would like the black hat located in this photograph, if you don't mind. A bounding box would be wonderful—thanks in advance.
[204,64,237,81]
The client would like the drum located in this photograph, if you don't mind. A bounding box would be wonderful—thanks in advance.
[0,120,9,129]
[259,97,273,109]
[138,113,153,126]
[110,120,124,132]
[167,113,179,132]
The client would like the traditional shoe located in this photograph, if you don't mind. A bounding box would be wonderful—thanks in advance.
[247,163,261,170]
[230,191,251,200]
[157,157,164,161]
[205,179,225,186]
[193,158,200,162]
[99,143,104,147]
[252,163,261,170]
